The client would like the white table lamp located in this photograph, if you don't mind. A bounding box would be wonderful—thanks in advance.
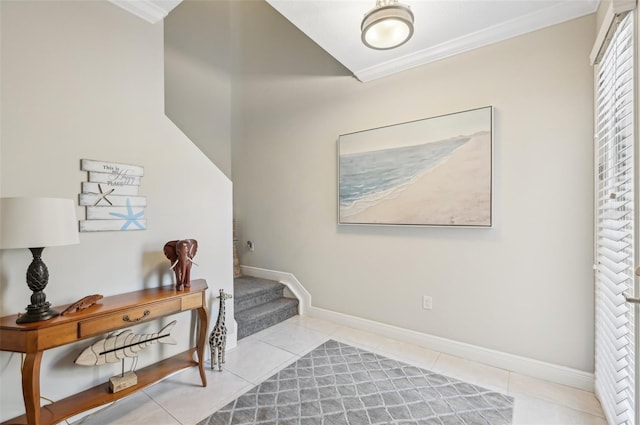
[1,197,79,323]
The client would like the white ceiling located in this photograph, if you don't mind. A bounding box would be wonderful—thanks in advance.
[109,0,182,24]
[112,0,599,82]
[265,0,599,81]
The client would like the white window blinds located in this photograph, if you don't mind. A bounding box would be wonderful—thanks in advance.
[594,11,635,425]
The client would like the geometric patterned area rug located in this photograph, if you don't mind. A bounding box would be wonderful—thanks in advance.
[197,340,513,425]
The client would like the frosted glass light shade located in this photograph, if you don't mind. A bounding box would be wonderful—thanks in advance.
[1,197,79,249]
[361,1,414,50]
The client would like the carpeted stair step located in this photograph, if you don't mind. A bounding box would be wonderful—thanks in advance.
[234,276,287,313]
[235,297,299,339]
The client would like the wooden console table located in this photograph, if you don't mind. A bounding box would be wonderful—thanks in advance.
[0,279,209,425]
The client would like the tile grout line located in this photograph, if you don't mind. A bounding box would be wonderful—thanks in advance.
[142,389,182,425]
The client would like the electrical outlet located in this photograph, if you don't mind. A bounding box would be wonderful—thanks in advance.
[247,240,255,252]
[422,296,433,310]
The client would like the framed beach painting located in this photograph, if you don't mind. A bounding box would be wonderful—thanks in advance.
[338,106,493,227]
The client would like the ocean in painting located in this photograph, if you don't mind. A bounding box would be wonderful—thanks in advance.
[339,136,470,217]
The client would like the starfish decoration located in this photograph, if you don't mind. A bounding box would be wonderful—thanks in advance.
[109,198,145,230]
[93,184,115,206]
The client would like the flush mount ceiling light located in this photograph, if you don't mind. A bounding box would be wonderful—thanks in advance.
[361,0,414,50]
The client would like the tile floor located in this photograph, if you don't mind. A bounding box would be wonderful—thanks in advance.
[74,315,607,425]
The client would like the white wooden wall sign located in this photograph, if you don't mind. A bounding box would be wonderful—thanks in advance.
[79,159,147,232]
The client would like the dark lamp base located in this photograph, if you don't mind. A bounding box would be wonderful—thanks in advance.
[15,247,60,324]
[16,304,60,324]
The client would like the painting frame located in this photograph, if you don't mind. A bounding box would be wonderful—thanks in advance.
[338,106,493,227]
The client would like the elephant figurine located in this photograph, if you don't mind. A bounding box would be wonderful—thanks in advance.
[163,239,198,290]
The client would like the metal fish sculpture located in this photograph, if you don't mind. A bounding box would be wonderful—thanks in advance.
[75,321,177,366]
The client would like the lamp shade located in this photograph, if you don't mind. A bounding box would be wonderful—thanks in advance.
[1,197,79,249]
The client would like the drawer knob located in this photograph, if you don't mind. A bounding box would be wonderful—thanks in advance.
[123,310,150,322]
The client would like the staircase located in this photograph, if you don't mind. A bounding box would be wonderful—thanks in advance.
[234,275,299,339]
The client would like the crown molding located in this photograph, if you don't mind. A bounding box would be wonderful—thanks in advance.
[109,0,182,24]
[355,0,599,82]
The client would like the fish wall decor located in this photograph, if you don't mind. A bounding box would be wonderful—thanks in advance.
[75,321,177,366]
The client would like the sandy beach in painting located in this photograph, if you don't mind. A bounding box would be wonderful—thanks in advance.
[341,132,491,226]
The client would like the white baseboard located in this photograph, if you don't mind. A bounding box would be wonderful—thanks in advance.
[308,305,594,392]
[238,265,594,392]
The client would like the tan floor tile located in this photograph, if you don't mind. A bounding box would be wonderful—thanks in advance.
[509,372,604,418]
[512,395,608,425]
[143,367,253,424]
[73,391,179,425]
[374,337,440,370]
[223,338,298,384]
[432,353,510,393]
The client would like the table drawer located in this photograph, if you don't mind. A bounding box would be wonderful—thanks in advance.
[78,299,181,338]
[181,293,203,310]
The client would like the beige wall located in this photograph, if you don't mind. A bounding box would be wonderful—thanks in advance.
[232,1,596,372]
[165,0,233,178]
[0,2,598,418]
[0,1,233,420]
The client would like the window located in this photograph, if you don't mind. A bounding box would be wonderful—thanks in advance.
[594,11,636,425]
